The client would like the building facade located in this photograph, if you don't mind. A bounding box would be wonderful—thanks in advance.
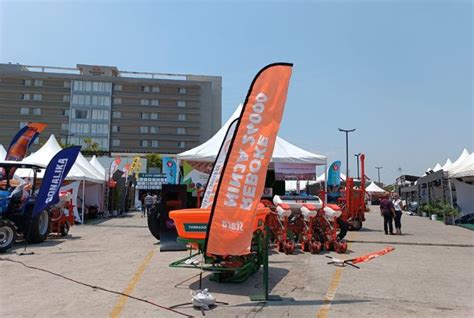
[0,63,221,154]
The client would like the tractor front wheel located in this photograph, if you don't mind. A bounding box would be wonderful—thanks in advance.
[147,204,160,241]
[309,240,321,254]
[0,220,16,253]
[60,222,70,237]
[284,239,295,254]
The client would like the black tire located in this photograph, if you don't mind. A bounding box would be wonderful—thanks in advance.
[60,222,70,237]
[337,218,349,240]
[0,220,16,253]
[350,219,363,231]
[147,204,160,241]
[28,210,51,244]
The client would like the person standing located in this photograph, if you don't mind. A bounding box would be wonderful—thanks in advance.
[380,195,395,235]
[143,192,153,217]
[392,194,403,235]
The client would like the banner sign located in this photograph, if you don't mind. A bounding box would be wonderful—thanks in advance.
[136,173,167,190]
[274,163,316,180]
[6,122,47,161]
[32,146,81,217]
[109,157,121,180]
[327,160,341,203]
[182,161,212,193]
[206,63,293,256]
[201,119,238,208]
[162,157,177,185]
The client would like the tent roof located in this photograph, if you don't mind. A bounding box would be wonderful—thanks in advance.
[447,149,471,175]
[90,155,106,179]
[433,163,442,172]
[442,158,453,170]
[450,153,474,178]
[366,181,386,193]
[17,135,103,182]
[0,144,6,159]
[177,104,327,165]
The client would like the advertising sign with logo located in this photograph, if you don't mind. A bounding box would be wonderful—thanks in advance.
[136,173,167,190]
[182,160,212,193]
[162,157,177,184]
[274,163,316,180]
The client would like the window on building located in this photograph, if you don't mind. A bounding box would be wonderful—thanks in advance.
[150,126,158,134]
[178,114,186,121]
[20,107,29,115]
[151,99,159,106]
[91,123,109,134]
[150,112,158,120]
[92,95,111,106]
[34,80,43,87]
[33,94,42,101]
[24,79,32,86]
[140,126,149,133]
[63,95,70,102]
[152,86,160,92]
[140,140,149,147]
[72,94,92,106]
[61,123,69,131]
[61,137,67,144]
[112,139,120,147]
[113,97,122,105]
[114,84,122,91]
[141,112,150,120]
[177,100,186,107]
[178,141,186,148]
[152,140,159,148]
[70,123,90,134]
[140,99,149,106]
[177,128,186,135]
[32,108,41,115]
[112,125,120,132]
[112,111,121,119]
[19,122,28,128]
[179,87,187,94]
[91,109,110,120]
[74,109,89,119]
[64,81,71,88]
[142,86,150,92]
[22,93,30,100]
[62,109,70,117]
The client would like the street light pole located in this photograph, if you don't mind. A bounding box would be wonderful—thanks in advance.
[338,128,356,178]
[375,166,383,184]
[354,153,361,179]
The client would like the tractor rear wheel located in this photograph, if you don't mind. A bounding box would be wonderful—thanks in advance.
[0,220,16,253]
[147,204,160,241]
[350,219,363,231]
[28,210,51,244]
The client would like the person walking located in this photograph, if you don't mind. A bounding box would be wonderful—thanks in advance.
[392,194,403,235]
[143,192,153,217]
[380,195,395,235]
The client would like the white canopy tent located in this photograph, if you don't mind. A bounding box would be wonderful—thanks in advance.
[446,149,471,176]
[177,104,327,165]
[442,159,453,171]
[0,144,6,159]
[449,153,474,179]
[433,163,442,172]
[90,155,106,180]
[365,181,386,193]
[16,135,105,222]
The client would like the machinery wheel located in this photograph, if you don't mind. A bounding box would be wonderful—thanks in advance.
[60,222,70,237]
[28,210,51,244]
[147,204,160,241]
[309,240,321,254]
[334,240,348,254]
[350,219,363,231]
[0,220,16,253]
[284,239,295,254]
[324,240,333,252]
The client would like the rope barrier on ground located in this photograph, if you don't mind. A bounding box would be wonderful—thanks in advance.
[0,257,193,318]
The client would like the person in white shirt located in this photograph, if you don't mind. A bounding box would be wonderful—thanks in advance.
[392,194,403,235]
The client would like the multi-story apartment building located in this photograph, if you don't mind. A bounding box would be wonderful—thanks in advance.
[0,63,221,154]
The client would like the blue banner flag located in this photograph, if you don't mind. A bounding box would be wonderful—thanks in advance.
[162,157,177,184]
[32,146,81,217]
[327,160,341,203]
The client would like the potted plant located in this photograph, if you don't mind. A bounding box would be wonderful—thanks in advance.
[440,204,458,225]
[429,201,442,221]
[421,203,431,217]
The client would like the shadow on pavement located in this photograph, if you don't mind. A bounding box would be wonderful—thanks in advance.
[232,298,371,307]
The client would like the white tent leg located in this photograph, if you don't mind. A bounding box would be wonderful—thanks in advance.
[324,162,328,203]
[82,179,85,224]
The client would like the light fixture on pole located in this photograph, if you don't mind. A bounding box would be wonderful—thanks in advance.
[338,128,356,178]
[375,166,383,184]
[354,153,361,179]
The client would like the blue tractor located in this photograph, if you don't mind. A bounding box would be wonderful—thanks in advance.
[0,162,51,253]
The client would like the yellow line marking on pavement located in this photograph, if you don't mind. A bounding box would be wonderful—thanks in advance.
[110,249,156,318]
[316,234,355,318]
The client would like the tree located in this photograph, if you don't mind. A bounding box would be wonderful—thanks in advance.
[83,137,100,151]
[146,154,162,170]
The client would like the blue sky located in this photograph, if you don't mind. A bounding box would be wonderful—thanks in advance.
[1,0,472,183]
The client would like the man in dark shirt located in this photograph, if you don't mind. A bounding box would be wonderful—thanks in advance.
[380,195,395,235]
